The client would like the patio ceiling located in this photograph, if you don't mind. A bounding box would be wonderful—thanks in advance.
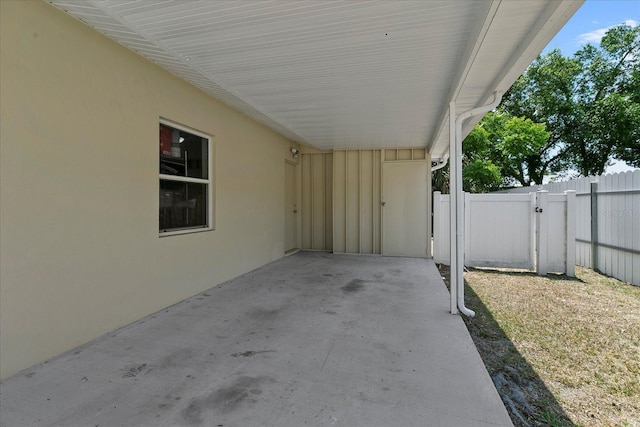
[46,0,582,159]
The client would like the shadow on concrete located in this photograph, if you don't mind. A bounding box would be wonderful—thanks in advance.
[438,265,576,427]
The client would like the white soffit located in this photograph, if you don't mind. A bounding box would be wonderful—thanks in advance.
[46,0,583,154]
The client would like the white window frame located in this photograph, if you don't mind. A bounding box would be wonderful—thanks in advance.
[159,118,214,236]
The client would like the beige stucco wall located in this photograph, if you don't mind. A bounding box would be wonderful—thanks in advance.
[0,1,295,379]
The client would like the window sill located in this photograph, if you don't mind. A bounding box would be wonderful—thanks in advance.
[159,226,213,237]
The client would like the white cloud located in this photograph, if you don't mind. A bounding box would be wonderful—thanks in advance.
[577,19,638,45]
[577,28,608,44]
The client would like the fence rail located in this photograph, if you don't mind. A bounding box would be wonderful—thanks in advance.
[501,170,640,286]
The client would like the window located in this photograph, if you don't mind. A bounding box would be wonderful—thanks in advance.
[159,120,212,235]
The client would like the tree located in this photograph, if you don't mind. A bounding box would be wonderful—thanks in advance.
[461,124,503,192]
[459,112,551,189]
[432,164,449,194]
[434,112,551,193]
[500,24,640,176]
[479,112,552,186]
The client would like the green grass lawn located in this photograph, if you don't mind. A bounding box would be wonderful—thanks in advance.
[441,265,640,427]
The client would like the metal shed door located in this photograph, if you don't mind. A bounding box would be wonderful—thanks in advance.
[382,162,428,257]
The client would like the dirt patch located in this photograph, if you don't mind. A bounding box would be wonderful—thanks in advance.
[230,350,275,358]
[121,363,151,378]
[181,376,274,424]
[439,264,640,427]
[341,279,365,293]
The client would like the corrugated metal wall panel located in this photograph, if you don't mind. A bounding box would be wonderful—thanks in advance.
[332,152,346,253]
[330,149,433,256]
[346,151,360,253]
[333,150,382,255]
[311,154,326,250]
[360,150,374,254]
[301,153,332,251]
[301,154,312,249]
[324,154,334,251]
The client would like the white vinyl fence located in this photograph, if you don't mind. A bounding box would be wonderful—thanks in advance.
[500,170,640,286]
[434,190,576,276]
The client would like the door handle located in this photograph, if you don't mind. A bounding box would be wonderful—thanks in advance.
[381,201,386,207]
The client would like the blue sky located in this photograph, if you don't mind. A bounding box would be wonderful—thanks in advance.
[544,0,639,56]
[542,0,639,174]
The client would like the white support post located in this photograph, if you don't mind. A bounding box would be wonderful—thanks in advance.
[448,102,458,315]
[450,92,501,317]
[565,190,576,277]
[537,190,549,276]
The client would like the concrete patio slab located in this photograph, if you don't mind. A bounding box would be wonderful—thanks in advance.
[0,252,512,427]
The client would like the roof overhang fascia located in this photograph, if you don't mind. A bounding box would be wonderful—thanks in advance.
[427,0,584,161]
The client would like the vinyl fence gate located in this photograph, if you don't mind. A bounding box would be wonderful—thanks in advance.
[433,190,576,276]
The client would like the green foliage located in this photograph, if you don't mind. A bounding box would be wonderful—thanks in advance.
[432,165,449,194]
[539,409,574,427]
[463,159,502,193]
[461,124,504,192]
[484,113,551,186]
[435,111,553,193]
[460,112,552,190]
[500,24,640,176]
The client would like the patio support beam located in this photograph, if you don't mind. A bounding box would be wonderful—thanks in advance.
[449,92,503,316]
[449,102,458,315]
